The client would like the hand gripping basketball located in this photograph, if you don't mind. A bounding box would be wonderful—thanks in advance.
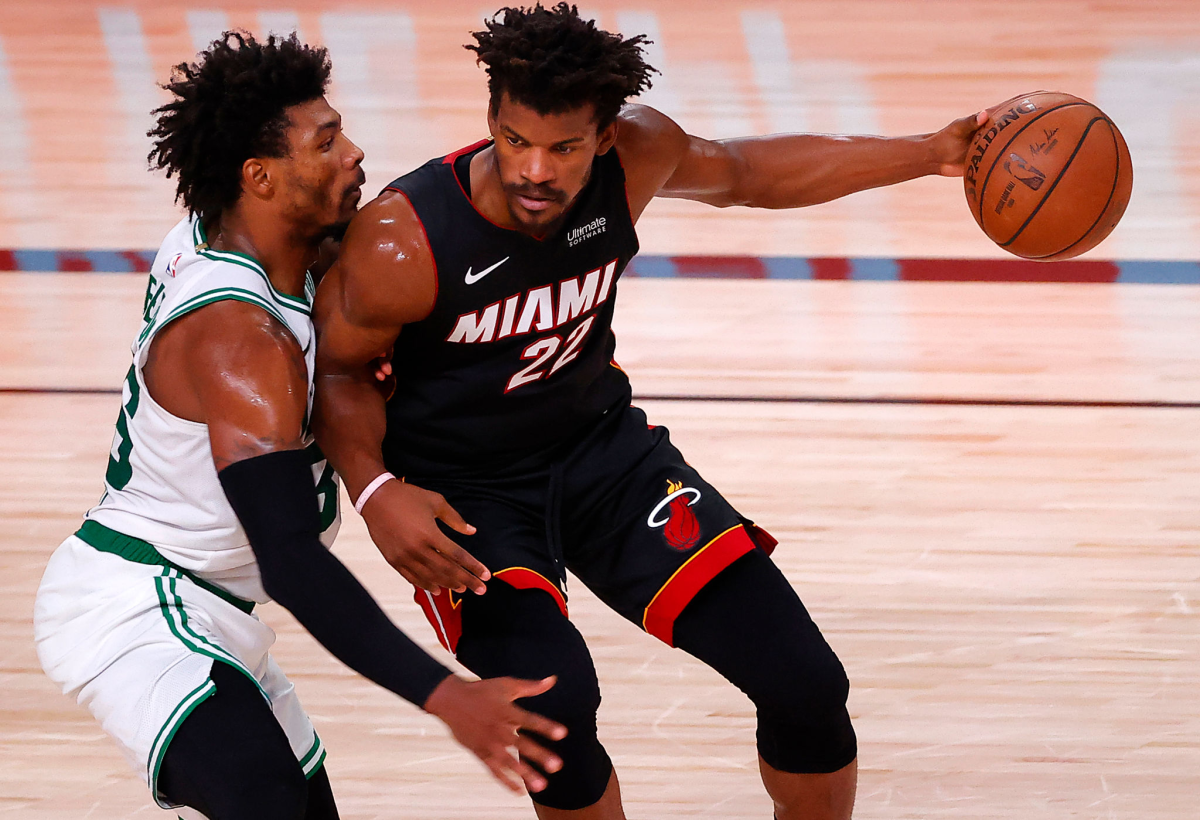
[424,674,567,794]
[930,110,992,177]
[963,91,1133,260]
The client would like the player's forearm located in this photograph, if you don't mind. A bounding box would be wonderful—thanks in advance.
[312,371,391,501]
[715,132,940,209]
[220,450,452,707]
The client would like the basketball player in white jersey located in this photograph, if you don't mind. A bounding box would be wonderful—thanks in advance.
[33,32,565,820]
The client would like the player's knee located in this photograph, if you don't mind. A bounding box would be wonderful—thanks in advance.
[520,635,602,727]
[756,636,850,718]
[757,701,857,774]
[750,637,856,774]
[457,583,611,810]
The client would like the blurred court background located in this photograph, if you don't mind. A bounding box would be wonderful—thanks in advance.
[2,2,1198,818]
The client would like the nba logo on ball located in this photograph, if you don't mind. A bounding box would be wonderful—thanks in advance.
[647,480,702,551]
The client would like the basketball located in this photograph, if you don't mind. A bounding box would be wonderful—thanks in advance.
[964,91,1133,261]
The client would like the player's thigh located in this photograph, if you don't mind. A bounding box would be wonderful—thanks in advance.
[673,548,849,713]
[563,407,770,646]
[455,578,599,719]
[158,660,333,820]
[454,579,614,810]
[407,481,566,654]
[671,549,857,774]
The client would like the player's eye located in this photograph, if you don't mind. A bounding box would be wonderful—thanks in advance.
[506,135,522,147]
[555,145,573,155]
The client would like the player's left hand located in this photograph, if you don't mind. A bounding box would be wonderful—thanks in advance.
[930,110,989,177]
[424,674,568,794]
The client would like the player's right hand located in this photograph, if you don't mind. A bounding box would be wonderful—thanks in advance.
[424,674,567,794]
[359,479,490,595]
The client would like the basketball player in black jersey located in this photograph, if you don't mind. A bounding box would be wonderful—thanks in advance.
[313,5,987,818]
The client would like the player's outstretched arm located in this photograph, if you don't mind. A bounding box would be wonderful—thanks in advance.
[616,103,987,215]
[164,301,564,794]
[312,193,491,597]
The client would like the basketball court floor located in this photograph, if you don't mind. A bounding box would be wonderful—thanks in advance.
[2,2,1198,818]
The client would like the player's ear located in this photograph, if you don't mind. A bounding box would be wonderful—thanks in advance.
[242,157,273,200]
[595,120,618,155]
[486,101,499,136]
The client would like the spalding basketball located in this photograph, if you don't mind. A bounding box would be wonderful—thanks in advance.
[964,91,1133,261]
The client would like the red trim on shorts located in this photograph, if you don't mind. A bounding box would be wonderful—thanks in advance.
[414,587,464,654]
[745,523,777,557]
[413,568,568,654]
[642,524,757,647]
[494,567,568,617]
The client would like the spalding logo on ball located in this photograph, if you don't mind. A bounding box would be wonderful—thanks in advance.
[965,91,1133,261]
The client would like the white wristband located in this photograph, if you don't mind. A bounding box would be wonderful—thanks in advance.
[354,472,396,515]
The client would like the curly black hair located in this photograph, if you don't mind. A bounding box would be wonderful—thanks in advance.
[147,31,331,222]
[466,3,657,129]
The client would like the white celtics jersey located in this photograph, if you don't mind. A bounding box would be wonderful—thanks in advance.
[85,215,340,603]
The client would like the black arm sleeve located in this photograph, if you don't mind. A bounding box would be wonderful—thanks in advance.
[219,449,452,708]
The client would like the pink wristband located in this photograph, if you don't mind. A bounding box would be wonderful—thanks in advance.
[354,472,396,515]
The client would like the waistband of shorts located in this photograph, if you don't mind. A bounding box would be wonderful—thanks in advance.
[75,520,256,614]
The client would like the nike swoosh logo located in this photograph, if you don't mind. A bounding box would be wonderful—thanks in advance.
[465,256,510,285]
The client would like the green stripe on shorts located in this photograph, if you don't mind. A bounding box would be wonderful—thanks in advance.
[148,678,217,808]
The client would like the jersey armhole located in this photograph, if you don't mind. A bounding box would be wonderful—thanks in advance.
[610,147,638,235]
[136,289,295,370]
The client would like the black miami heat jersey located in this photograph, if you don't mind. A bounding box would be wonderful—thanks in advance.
[381,140,639,476]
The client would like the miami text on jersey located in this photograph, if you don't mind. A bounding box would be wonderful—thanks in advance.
[446,259,619,344]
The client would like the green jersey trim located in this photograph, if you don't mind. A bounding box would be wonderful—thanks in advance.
[76,520,256,614]
[192,219,311,313]
[162,287,291,330]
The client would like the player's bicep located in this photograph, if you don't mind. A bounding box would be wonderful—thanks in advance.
[616,105,743,210]
[313,194,435,376]
[313,260,402,375]
[659,135,745,205]
[184,304,309,472]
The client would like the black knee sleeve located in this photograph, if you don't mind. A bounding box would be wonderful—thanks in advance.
[159,661,319,820]
[673,549,857,774]
[456,581,612,810]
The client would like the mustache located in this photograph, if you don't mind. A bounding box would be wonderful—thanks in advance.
[505,181,566,203]
[342,167,366,198]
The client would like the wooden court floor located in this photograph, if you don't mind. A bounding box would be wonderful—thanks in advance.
[1,0,1199,257]
[3,276,1198,818]
[2,0,1199,816]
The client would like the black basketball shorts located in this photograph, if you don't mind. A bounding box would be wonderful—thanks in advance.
[408,402,777,652]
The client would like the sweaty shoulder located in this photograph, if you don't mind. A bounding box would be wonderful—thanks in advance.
[613,104,690,219]
[146,298,308,468]
[316,189,438,332]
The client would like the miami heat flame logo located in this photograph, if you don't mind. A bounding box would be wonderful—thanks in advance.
[647,479,702,551]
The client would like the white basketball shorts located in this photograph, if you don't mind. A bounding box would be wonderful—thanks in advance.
[34,532,326,812]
